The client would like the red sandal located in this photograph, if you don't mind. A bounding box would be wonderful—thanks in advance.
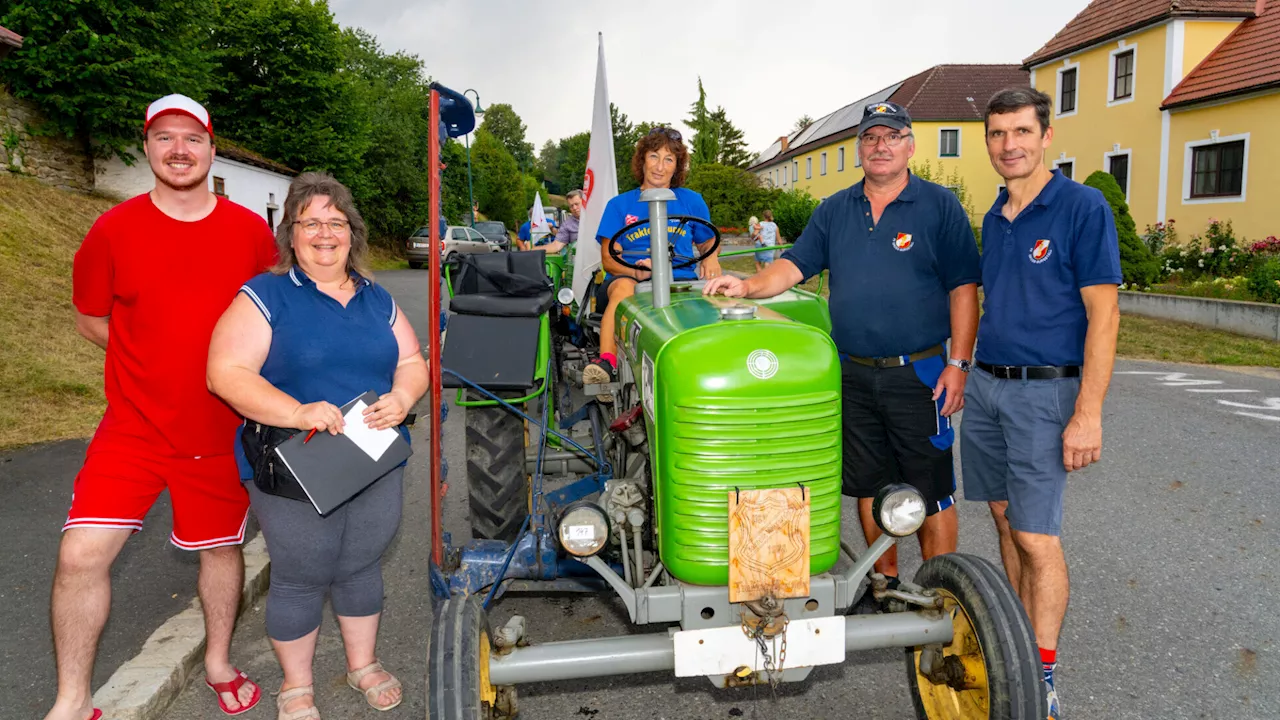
[205,668,262,716]
[89,712,103,720]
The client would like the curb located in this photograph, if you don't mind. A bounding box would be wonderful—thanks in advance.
[91,535,272,720]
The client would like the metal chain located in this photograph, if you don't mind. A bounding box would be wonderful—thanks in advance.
[740,615,789,690]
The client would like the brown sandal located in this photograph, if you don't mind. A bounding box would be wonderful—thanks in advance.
[346,660,403,711]
[276,686,320,720]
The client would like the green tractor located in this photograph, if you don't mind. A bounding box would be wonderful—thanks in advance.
[430,189,1045,719]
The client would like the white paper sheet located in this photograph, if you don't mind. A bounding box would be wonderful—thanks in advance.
[342,400,398,462]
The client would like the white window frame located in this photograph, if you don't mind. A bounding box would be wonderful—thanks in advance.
[1182,131,1249,205]
[1104,148,1133,202]
[820,152,827,175]
[854,151,862,169]
[805,157,812,179]
[838,146,845,172]
[1053,156,1077,181]
[1056,59,1080,119]
[938,127,962,158]
[1107,42,1137,107]
[793,161,799,183]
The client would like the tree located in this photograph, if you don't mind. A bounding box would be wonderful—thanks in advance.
[686,77,719,168]
[472,129,523,228]
[794,114,815,134]
[209,0,371,182]
[479,103,535,172]
[1084,171,1159,286]
[0,0,217,161]
[554,131,590,197]
[684,163,779,229]
[611,103,640,193]
[709,107,752,168]
[441,138,470,225]
[773,187,820,241]
[537,140,559,192]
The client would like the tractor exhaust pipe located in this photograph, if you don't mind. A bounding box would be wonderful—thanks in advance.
[639,188,676,309]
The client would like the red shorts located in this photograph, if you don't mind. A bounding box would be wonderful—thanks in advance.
[63,428,250,550]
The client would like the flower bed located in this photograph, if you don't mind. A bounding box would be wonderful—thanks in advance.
[1136,219,1280,304]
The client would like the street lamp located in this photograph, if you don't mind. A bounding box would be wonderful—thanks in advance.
[463,89,483,226]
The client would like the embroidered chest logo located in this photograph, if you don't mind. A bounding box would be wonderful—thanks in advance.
[1029,239,1052,264]
[892,232,914,252]
[624,214,640,225]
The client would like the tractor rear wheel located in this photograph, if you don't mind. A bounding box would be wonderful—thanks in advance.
[465,401,527,542]
[428,595,516,720]
[906,553,1044,719]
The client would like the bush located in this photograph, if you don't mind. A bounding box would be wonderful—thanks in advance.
[1083,171,1160,287]
[1141,219,1178,255]
[772,188,820,242]
[1248,258,1280,304]
[684,163,779,229]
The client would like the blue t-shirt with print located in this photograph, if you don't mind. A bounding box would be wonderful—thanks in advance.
[233,267,405,478]
[596,187,715,281]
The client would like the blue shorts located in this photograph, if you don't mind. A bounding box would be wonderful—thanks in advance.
[754,241,775,263]
[959,367,1081,536]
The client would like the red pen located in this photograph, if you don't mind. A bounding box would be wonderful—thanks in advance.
[303,428,318,444]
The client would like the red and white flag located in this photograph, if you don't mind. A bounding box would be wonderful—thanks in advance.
[572,32,619,305]
[529,191,549,239]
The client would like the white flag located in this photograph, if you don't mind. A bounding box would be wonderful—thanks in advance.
[529,191,549,239]
[572,32,619,305]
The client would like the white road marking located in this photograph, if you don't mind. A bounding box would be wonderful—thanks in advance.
[1234,412,1280,423]
[1187,388,1257,393]
[1216,398,1280,410]
[1117,371,1280,425]
[1115,371,1223,387]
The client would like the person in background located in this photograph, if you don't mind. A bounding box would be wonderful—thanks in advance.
[207,172,428,719]
[756,209,780,271]
[963,87,1121,720]
[539,188,583,255]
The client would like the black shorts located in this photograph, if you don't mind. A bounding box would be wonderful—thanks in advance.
[841,354,956,516]
[595,275,636,313]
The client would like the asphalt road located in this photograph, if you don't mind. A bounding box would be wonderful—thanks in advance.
[9,269,1278,720]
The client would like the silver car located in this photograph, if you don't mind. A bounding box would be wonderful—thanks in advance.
[405,225,501,269]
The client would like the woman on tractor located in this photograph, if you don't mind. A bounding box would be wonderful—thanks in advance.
[582,127,721,388]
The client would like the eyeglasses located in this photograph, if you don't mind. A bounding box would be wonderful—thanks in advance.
[648,126,683,143]
[294,219,350,235]
[858,131,912,148]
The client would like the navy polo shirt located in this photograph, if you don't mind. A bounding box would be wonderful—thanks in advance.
[781,174,981,358]
[233,266,404,477]
[977,170,1122,367]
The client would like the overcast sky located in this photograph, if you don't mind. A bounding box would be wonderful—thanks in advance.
[328,0,1089,156]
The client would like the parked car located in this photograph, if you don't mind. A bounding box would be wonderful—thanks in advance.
[404,225,501,269]
[472,220,511,250]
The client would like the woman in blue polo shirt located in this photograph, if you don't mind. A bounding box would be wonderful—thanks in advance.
[582,127,720,389]
[207,173,427,718]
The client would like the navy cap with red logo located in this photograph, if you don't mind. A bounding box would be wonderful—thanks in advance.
[860,101,912,133]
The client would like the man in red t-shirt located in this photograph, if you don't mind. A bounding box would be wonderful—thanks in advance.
[46,95,275,720]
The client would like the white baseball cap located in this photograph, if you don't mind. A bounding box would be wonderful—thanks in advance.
[144,94,214,137]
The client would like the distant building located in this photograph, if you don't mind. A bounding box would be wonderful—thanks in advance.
[96,139,296,231]
[1025,0,1280,239]
[749,64,1029,222]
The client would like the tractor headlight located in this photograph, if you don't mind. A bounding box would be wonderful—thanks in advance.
[557,501,610,557]
[557,287,575,305]
[872,484,926,537]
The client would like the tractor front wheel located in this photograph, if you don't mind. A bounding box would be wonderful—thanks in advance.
[465,403,527,542]
[905,553,1044,719]
[428,595,516,720]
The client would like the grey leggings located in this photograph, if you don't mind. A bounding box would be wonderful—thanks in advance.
[246,467,403,642]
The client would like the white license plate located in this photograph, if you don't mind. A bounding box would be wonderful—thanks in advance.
[672,616,845,677]
[412,242,431,249]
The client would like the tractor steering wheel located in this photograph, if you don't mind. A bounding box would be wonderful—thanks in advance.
[605,216,721,273]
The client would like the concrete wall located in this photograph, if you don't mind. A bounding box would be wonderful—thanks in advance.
[0,88,95,192]
[1120,291,1280,341]
[96,151,293,232]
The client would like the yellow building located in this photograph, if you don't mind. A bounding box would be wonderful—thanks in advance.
[1025,0,1280,240]
[748,64,1029,222]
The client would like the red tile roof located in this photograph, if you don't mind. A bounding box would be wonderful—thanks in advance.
[1024,0,1259,68]
[888,64,1030,120]
[1163,1,1280,108]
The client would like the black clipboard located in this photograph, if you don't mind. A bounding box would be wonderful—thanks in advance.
[273,391,412,515]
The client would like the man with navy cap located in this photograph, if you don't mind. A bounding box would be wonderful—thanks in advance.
[47,94,273,720]
[705,101,981,595]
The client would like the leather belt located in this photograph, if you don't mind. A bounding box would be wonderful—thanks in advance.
[977,361,1081,380]
[844,344,945,369]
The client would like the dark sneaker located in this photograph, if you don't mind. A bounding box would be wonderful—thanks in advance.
[582,358,616,386]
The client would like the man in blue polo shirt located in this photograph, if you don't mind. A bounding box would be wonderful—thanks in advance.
[964,87,1121,720]
[704,101,980,592]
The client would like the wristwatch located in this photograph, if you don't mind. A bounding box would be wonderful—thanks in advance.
[948,358,972,373]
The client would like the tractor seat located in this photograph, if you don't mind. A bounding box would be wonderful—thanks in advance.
[449,251,554,317]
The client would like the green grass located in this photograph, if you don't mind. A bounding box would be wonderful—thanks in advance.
[1118,314,1280,366]
[367,241,409,271]
[719,249,828,296]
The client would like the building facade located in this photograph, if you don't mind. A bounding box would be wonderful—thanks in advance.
[749,64,1029,223]
[1025,0,1280,241]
